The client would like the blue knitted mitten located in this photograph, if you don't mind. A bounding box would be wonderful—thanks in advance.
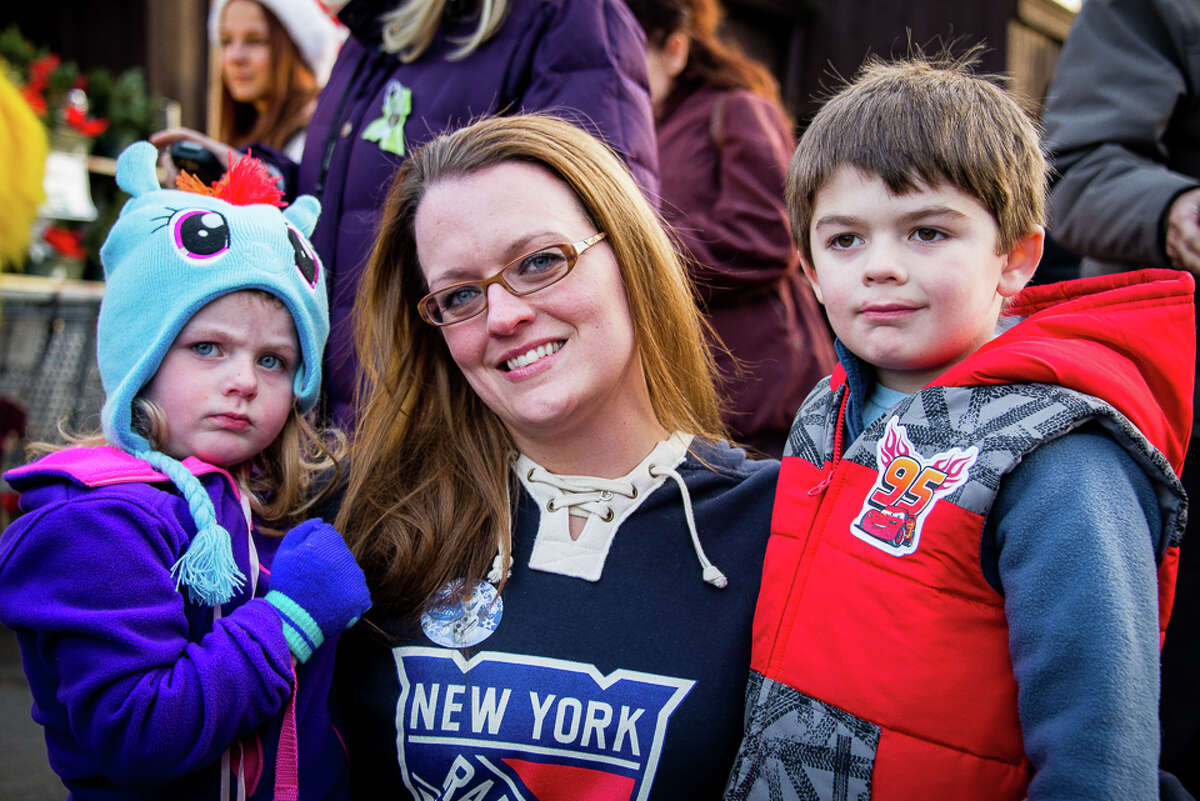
[264,519,371,662]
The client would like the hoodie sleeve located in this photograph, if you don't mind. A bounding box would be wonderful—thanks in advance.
[988,428,1162,801]
[1042,0,1200,266]
[0,491,294,784]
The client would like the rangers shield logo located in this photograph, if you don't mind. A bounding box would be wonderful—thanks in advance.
[851,416,977,556]
[393,647,694,801]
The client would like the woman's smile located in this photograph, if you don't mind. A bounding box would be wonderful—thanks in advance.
[414,161,655,451]
[501,340,565,373]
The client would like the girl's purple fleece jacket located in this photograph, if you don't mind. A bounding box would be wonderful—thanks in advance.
[0,446,348,800]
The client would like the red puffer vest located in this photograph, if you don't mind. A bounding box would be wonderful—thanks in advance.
[726,269,1194,800]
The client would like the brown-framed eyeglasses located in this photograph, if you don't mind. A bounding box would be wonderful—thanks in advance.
[417,232,608,326]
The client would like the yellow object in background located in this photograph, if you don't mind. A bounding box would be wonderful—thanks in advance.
[0,69,48,269]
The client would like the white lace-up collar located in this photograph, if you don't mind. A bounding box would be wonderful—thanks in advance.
[512,432,727,588]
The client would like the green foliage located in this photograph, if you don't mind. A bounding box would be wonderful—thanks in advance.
[2,24,166,278]
[0,24,164,151]
[0,25,36,67]
[88,67,165,156]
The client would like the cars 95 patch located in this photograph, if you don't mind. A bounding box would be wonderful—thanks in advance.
[851,417,977,556]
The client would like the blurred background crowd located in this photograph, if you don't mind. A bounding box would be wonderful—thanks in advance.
[0,0,1078,454]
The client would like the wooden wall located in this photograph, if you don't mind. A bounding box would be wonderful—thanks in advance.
[724,0,1073,125]
[2,0,208,130]
[144,0,210,130]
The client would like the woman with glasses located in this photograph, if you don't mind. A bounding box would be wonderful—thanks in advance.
[153,0,658,431]
[332,114,778,799]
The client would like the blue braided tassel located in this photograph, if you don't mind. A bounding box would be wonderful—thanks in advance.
[136,449,246,606]
[171,521,246,606]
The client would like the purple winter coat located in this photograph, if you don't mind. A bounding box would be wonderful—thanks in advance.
[285,0,660,426]
[0,447,348,800]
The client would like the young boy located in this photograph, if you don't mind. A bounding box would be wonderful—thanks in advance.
[724,57,1195,801]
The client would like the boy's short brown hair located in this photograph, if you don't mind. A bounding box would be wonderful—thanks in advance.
[786,54,1048,264]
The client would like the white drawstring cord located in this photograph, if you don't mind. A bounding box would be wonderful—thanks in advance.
[487,547,510,585]
[649,463,728,588]
[515,433,725,588]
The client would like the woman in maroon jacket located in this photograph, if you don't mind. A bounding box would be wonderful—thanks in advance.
[627,0,835,456]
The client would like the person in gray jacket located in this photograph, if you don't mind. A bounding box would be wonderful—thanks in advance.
[1042,0,1200,794]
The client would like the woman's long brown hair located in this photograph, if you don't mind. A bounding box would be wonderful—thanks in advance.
[336,114,725,619]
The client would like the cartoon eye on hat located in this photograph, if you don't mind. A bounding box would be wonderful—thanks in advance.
[286,224,320,287]
[172,209,231,260]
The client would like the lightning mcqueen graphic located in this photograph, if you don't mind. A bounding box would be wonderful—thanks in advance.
[850,417,979,556]
[858,504,916,548]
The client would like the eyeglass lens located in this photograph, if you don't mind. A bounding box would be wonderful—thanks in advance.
[426,244,574,324]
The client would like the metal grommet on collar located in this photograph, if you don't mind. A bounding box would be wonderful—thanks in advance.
[546,499,557,512]
[602,507,615,522]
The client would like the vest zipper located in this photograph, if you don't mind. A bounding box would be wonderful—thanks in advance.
[767,385,851,674]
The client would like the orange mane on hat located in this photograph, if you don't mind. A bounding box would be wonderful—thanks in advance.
[176,150,285,207]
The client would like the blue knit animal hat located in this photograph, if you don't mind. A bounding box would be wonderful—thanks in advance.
[97,140,329,606]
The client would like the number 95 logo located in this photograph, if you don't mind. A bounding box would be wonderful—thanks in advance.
[851,417,978,556]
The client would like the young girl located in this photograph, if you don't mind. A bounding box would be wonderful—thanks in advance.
[0,141,370,800]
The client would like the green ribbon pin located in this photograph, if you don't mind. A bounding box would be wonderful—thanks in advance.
[362,80,413,156]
